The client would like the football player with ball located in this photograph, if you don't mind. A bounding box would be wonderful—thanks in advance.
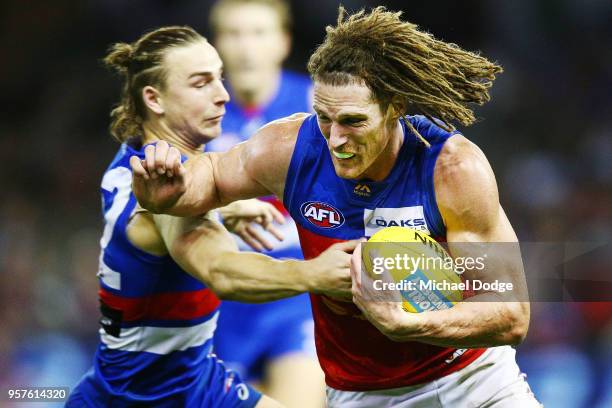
[132,6,540,407]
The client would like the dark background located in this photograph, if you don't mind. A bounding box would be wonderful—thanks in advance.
[1,1,610,406]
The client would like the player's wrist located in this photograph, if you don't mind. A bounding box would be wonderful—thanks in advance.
[285,259,311,293]
[297,258,337,295]
[217,204,236,219]
[380,307,429,342]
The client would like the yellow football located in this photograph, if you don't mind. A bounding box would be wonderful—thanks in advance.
[363,227,463,313]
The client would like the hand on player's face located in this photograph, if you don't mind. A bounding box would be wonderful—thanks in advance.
[129,140,187,213]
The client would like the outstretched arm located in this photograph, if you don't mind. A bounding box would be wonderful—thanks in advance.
[152,213,356,302]
[351,135,530,348]
[130,114,308,216]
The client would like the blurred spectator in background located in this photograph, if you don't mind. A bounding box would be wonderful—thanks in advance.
[206,0,325,406]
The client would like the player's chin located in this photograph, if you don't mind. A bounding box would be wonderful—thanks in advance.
[332,159,363,180]
[199,123,223,140]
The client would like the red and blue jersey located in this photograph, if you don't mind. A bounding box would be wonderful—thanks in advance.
[79,142,228,404]
[69,142,262,406]
[283,114,487,391]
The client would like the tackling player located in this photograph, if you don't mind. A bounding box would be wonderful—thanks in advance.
[132,8,541,407]
[67,26,357,407]
[206,1,323,405]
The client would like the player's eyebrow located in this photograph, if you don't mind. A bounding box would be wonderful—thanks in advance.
[313,107,367,120]
[337,113,368,121]
[188,67,224,79]
[188,72,214,79]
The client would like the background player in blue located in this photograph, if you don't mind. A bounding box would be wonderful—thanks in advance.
[67,25,357,407]
[206,1,324,406]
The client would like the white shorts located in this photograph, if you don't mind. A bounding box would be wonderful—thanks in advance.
[326,346,542,408]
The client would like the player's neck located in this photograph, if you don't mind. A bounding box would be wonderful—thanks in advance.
[141,121,203,159]
[230,69,282,108]
[361,121,405,182]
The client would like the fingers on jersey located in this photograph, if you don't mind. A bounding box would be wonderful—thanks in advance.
[258,204,285,241]
[144,143,159,177]
[244,222,273,252]
[165,147,182,177]
[130,155,150,180]
[140,141,185,179]
[264,223,284,242]
[350,240,363,287]
[329,239,361,254]
[268,205,286,226]
[310,242,355,299]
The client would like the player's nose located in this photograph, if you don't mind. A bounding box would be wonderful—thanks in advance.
[329,123,349,149]
[212,81,230,105]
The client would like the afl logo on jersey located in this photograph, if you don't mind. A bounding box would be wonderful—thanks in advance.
[301,201,345,229]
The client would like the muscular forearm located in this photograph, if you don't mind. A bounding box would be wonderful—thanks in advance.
[166,215,352,302]
[387,294,530,348]
[167,217,311,301]
[209,252,310,302]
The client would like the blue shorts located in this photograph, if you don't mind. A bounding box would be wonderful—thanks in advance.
[214,293,315,381]
[66,354,262,407]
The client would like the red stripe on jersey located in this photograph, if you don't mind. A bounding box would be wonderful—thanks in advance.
[99,287,220,322]
[297,225,486,391]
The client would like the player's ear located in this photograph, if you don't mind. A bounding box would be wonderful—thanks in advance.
[383,97,405,127]
[142,86,165,115]
[389,96,407,120]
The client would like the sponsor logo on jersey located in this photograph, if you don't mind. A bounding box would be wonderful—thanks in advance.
[353,183,371,197]
[301,201,345,229]
[236,383,250,401]
[445,348,467,364]
[364,206,430,236]
[99,301,123,338]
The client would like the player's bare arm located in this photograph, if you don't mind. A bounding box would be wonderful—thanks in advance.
[126,207,356,302]
[352,135,530,348]
[130,113,308,216]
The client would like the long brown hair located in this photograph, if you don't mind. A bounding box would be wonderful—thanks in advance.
[308,6,502,142]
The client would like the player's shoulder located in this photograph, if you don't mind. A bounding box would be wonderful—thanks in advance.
[434,134,499,226]
[435,134,491,180]
[248,113,310,154]
[407,115,458,143]
[234,114,310,198]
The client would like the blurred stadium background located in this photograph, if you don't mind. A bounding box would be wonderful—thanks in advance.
[0,0,610,406]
